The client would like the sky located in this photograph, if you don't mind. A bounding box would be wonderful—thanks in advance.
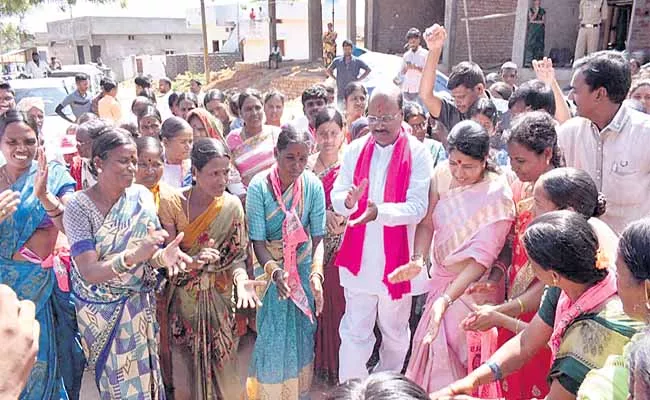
[6,0,362,33]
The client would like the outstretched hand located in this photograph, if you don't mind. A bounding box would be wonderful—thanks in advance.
[388,259,423,284]
[532,57,556,85]
[344,179,368,210]
[161,231,194,278]
[236,279,265,309]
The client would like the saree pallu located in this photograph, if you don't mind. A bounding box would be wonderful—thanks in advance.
[313,164,345,385]
[226,126,280,188]
[69,186,165,400]
[0,161,82,400]
[497,183,550,399]
[406,168,514,393]
[546,295,642,396]
[167,193,248,400]
[246,171,326,400]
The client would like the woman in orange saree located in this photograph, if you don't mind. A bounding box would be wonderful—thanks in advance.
[158,138,256,399]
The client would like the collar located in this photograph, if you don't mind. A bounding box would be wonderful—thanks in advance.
[596,105,629,135]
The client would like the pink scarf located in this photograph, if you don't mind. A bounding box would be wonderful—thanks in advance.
[268,167,314,323]
[335,130,412,300]
[549,272,617,357]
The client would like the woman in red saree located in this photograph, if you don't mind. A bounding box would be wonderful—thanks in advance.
[463,112,562,398]
[308,107,347,384]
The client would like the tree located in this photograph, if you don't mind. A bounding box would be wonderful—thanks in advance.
[0,23,33,53]
[1,0,126,16]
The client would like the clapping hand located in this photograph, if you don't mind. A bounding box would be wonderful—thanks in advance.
[0,190,20,223]
[344,178,368,210]
[424,24,447,50]
[461,304,500,332]
[160,232,193,278]
[33,147,48,200]
[348,200,378,227]
[191,239,220,270]
[388,259,424,283]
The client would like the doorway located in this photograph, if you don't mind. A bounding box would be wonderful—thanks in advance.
[603,2,633,51]
[90,45,102,63]
[77,45,85,64]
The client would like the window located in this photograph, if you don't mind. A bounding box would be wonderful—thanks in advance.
[128,35,135,40]
[164,34,172,40]
[165,50,175,55]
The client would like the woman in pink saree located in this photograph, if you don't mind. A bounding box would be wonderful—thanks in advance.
[389,120,515,393]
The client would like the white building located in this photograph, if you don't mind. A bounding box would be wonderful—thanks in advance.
[186,0,349,64]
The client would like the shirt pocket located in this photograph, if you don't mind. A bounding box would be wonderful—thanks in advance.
[607,160,645,206]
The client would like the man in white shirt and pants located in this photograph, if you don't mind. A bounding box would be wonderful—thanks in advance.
[332,84,432,383]
[401,28,429,109]
[25,52,51,79]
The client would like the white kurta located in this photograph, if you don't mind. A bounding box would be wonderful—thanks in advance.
[331,133,433,296]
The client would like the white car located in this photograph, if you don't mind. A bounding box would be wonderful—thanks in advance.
[9,77,77,164]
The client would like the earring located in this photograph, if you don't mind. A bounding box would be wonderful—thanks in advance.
[644,282,650,313]
[96,167,102,174]
[552,275,559,287]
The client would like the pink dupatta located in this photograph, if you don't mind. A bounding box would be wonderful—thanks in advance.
[335,130,412,300]
[268,167,315,323]
[549,272,617,358]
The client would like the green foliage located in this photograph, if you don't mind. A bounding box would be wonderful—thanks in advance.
[172,71,206,92]
[0,22,33,53]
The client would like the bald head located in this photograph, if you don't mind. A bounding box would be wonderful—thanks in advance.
[367,84,404,146]
[369,84,403,110]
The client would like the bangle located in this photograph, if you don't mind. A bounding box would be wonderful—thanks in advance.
[152,249,166,268]
[441,293,453,307]
[411,253,423,262]
[111,253,131,275]
[233,269,248,286]
[486,360,503,381]
[43,198,61,212]
[271,267,283,281]
[515,318,521,334]
[47,209,64,218]
[516,297,525,315]
[309,271,324,284]
[263,260,280,276]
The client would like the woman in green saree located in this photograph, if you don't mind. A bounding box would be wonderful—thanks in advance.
[431,211,643,400]
[525,0,546,66]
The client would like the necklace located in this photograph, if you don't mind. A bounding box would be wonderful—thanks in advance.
[316,154,337,173]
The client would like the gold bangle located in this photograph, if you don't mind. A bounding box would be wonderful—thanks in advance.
[111,253,130,275]
[152,249,166,268]
[516,297,525,315]
[232,269,247,286]
[264,260,280,276]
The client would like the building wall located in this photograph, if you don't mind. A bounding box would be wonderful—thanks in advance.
[629,0,650,53]
[368,0,445,55]
[165,52,241,78]
[540,0,581,57]
[450,0,518,68]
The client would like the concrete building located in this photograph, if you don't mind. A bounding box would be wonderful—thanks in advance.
[187,0,351,64]
[45,16,203,81]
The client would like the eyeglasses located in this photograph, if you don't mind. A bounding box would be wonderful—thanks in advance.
[409,121,427,130]
[367,112,401,125]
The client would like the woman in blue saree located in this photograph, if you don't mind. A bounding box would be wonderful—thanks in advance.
[0,109,84,399]
[63,127,192,400]
[245,125,326,399]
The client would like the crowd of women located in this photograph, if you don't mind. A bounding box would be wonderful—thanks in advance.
[1,31,650,400]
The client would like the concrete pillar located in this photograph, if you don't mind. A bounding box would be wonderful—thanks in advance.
[308,0,323,61]
[365,0,375,50]
[511,0,529,66]
[347,0,357,44]
[269,0,277,51]
[441,0,457,68]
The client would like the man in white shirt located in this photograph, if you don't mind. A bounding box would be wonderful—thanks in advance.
[558,51,650,234]
[332,84,432,383]
[157,77,173,121]
[25,52,51,79]
[401,28,429,108]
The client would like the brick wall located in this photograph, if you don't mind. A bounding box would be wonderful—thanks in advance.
[369,0,445,55]
[165,52,241,78]
[269,75,325,99]
[450,0,518,68]
[629,0,650,53]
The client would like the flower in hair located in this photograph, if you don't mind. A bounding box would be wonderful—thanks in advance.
[595,248,610,270]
